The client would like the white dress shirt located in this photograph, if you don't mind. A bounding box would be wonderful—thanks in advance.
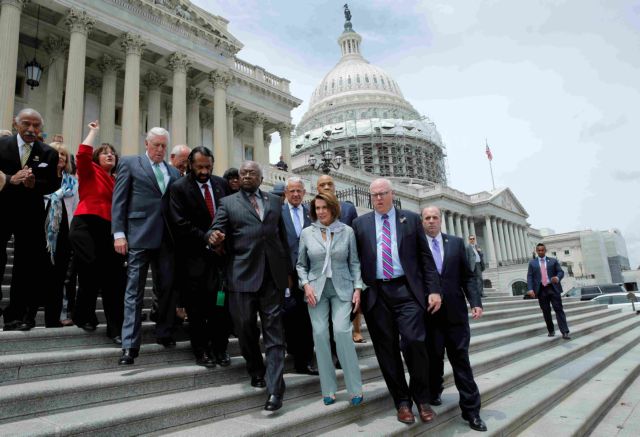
[374,207,405,279]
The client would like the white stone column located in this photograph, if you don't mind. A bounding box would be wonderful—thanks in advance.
[500,219,512,262]
[209,70,232,175]
[0,0,28,130]
[62,9,94,154]
[470,217,477,239]
[507,222,517,261]
[518,226,529,260]
[226,102,238,168]
[42,35,68,137]
[142,71,166,130]
[277,123,293,169]
[491,217,503,265]
[119,33,145,155]
[186,86,202,147]
[454,213,462,238]
[441,210,448,234]
[97,54,122,146]
[168,52,191,146]
[251,112,267,164]
[517,225,526,260]
[484,216,497,268]
[462,215,470,241]
[447,213,455,238]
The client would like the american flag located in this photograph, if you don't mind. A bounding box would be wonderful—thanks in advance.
[485,144,493,161]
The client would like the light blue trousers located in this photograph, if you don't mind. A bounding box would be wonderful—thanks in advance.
[308,279,362,397]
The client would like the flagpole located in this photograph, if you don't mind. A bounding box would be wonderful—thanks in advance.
[486,138,495,190]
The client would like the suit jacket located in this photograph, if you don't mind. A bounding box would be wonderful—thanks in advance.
[527,257,564,296]
[296,224,363,302]
[169,173,229,273]
[209,189,291,292]
[430,234,481,324]
[111,155,180,249]
[339,201,358,226]
[281,203,311,271]
[465,244,485,274]
[351,208,441,312]
[0,135,60,218]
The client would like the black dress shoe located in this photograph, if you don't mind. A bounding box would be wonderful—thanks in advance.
[79,322,97,332]
[264,394,283,411]
[429,395,442,406]
[562,332,571,340]
[215,351,231,367]
[16,322,35,331]
[462,412,488,432]
[156,337,176,347]
[118,348,139,365]
[251,376,266,388]
[195,355,216,368]
[548,331,555,337]
[2,320,20,331]
[112,336,122,345]
[295,364,319,376]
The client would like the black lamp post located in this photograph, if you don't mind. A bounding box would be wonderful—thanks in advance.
[308,130,342,174]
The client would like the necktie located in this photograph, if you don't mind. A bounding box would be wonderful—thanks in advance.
[432,238,443,274]
[21,143,32,167]
[292,206,302,237]
[381,214,393,279]
[203,184,215,219]
[540,258,549,286]
[152,163,166,194]
[249,192,261,217]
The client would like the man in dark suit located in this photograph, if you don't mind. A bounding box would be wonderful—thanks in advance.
[0,108,60,331]
[352,178,441,425]
[207,160,291,412]
[422,206,487,432]
[466,235,486,297]
[527,243,570,340]
[169,146,231,368]
[112,127,180,365]
[281,176,317,375]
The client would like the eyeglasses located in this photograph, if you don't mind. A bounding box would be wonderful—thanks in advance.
[369,191,390,198]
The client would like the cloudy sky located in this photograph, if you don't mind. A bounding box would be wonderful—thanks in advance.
[193,0,640,267]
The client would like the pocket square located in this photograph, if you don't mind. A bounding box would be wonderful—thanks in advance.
[37,162,48,168]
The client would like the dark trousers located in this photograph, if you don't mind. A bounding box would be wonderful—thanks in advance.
[426,318,481,415]
[70,215,126,338]
[1,212,48,325]
[121,240,175,349]
[364,279,431,409]
[538,284,569,334]
[184,265,231,357]
[282,286,315,369]
[229,273,285,396]
[474,263,484,296]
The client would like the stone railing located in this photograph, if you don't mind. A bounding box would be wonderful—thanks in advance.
[233,58,291,93]
[334,186,402,211]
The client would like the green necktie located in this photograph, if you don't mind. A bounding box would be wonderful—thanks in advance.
[152,162,166,193]
[21,143,32,167]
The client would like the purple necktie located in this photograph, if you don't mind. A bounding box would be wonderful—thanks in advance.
[381,214,393,279]
[432,238,443,274]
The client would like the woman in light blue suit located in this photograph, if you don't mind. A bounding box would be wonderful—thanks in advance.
[297,192,364,406]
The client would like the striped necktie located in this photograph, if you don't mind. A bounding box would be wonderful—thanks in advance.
[21,143,32,167]
[152,163,166,193]
[381,214,393,279]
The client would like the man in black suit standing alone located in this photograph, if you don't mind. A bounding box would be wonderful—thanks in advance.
[169,146,231,368]
[207,160,291,411]
[422,206,487,432]
[0,108,60,330]
[351,178,441,425]
[281,176,318,375]
[527,243,570,340]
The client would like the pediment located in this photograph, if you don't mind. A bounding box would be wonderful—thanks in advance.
[489,188,528,216]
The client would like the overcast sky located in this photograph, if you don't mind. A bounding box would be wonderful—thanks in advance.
[193,0,640,267]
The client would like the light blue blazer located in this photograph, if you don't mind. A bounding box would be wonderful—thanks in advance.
[297,224,363,302]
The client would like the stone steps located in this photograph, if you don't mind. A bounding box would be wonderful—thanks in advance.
[589,370,640,436]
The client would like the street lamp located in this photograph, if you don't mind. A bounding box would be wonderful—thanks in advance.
[308,129,343,174]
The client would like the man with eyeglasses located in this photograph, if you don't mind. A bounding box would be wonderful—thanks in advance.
[466,235,486,298]
[351,178,442,425]
[0,108,60,330]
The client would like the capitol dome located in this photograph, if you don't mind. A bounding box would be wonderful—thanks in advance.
[292,8,447,185]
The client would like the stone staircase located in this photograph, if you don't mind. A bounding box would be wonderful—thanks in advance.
[1,243,640,436]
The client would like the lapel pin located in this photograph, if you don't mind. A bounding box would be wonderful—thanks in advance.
[399,216,407,223]
[33,155,40,162]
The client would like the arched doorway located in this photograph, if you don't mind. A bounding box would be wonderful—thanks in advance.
[511,280,528,296]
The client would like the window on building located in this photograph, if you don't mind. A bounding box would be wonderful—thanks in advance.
[483,279,492,289]
[552,251,557,256]
[15,76,25,99]
[115,107,122,126]
[564,250,570,255]
[244,145,254,161]
[511,281,528,296]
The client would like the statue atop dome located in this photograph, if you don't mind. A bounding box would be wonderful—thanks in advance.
[343,4,354,32]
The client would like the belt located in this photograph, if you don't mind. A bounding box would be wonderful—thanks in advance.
[376,275,406,284]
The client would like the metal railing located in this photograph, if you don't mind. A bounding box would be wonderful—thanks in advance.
[335,186,402,210]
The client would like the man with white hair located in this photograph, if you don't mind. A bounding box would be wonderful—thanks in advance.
[169,144,191,176]
[112,127,181,364]
[0,108,60,330]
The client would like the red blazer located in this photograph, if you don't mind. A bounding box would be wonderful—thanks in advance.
[74,144,115,222]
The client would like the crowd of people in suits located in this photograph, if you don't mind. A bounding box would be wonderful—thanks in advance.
[0,107,572,430]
